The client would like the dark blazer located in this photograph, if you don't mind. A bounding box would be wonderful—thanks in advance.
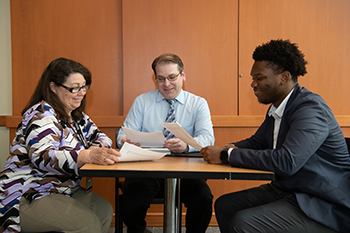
[230,84,350,232]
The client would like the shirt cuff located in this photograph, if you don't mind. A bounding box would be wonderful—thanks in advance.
[228,148,234,159]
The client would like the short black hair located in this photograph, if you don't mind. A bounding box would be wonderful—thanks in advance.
[253,39,307,82]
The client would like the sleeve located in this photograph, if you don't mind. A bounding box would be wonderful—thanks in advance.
[228,97,330,176]
[81,113,113,148]
[190,98,215,152]
[26,112,112,177]
[117,97,144,148]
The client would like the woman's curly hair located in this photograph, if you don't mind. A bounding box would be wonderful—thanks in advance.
[253,39,307,82]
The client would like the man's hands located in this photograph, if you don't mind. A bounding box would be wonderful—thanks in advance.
[164,138,189,153]
[200,144,236,164]
[78,144,121,168]
[200,146,224,164]
[121,136,140,147]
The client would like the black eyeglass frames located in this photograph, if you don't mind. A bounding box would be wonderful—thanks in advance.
[57,83,90,94]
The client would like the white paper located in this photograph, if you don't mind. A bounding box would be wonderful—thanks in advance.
[122,126,166,147]
[119,142,167,162]
[159,122,202,151]
[146,147,170,153]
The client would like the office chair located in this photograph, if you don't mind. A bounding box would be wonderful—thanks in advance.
[115,128,182,233]
[345,137,350,153]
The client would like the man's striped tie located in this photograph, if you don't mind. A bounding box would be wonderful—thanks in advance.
[163,99,176,139]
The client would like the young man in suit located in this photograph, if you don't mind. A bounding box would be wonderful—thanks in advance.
[201,39,350,233]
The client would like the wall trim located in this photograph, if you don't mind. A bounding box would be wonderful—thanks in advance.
[3,115,350,128]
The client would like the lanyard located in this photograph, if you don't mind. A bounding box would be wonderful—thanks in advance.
[69,118,93,193]
[71,118,89,149]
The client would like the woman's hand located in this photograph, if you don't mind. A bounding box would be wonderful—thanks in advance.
[78,145,121,167]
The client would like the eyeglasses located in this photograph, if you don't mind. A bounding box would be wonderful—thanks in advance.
[58,83,90,93]
[156,72,182,83]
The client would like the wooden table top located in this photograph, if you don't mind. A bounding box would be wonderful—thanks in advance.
[80,156,274,181]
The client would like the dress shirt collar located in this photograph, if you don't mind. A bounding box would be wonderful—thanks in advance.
[268,87,295,120]
[156,89,184,104]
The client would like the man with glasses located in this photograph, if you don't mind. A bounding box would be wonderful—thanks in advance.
[117,53,214,233]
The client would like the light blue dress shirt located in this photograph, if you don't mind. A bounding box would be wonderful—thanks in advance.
[117,89,215,152]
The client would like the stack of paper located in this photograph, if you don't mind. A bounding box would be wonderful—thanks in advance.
[120,123,202,162]
[122,127,166,148]
[119,142,168,162]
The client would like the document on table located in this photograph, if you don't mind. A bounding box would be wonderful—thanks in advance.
[159,122,202,151]
[122,126,166,147]
[119,142,167,162]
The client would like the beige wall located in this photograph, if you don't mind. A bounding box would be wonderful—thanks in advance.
[0,0,11,169]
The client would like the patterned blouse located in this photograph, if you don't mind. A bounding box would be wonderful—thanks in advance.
[0,101,113,232]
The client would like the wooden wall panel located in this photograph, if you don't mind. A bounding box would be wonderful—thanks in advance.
[238,0,350,115]
[122,0,239,116]
[10,0,123,116]
[213,127,258,146]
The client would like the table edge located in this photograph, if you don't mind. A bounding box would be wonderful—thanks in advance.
[79,169,275,181]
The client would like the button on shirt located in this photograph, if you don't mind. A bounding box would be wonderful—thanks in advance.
[117,89,215,152]
[268,88,295,149]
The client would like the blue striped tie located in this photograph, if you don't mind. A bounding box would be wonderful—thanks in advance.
[163,99,176,139]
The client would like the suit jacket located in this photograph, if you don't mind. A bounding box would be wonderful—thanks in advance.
[230,84,350,232]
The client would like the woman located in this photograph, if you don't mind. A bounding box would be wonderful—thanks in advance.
[0,58,120,233]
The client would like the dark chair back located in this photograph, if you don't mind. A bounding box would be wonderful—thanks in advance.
[115,127,121,149]
[345,138,350,153]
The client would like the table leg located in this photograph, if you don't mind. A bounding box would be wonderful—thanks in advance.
[164,178,178,233]
[115,177,123,233]
[176,179,181,233]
